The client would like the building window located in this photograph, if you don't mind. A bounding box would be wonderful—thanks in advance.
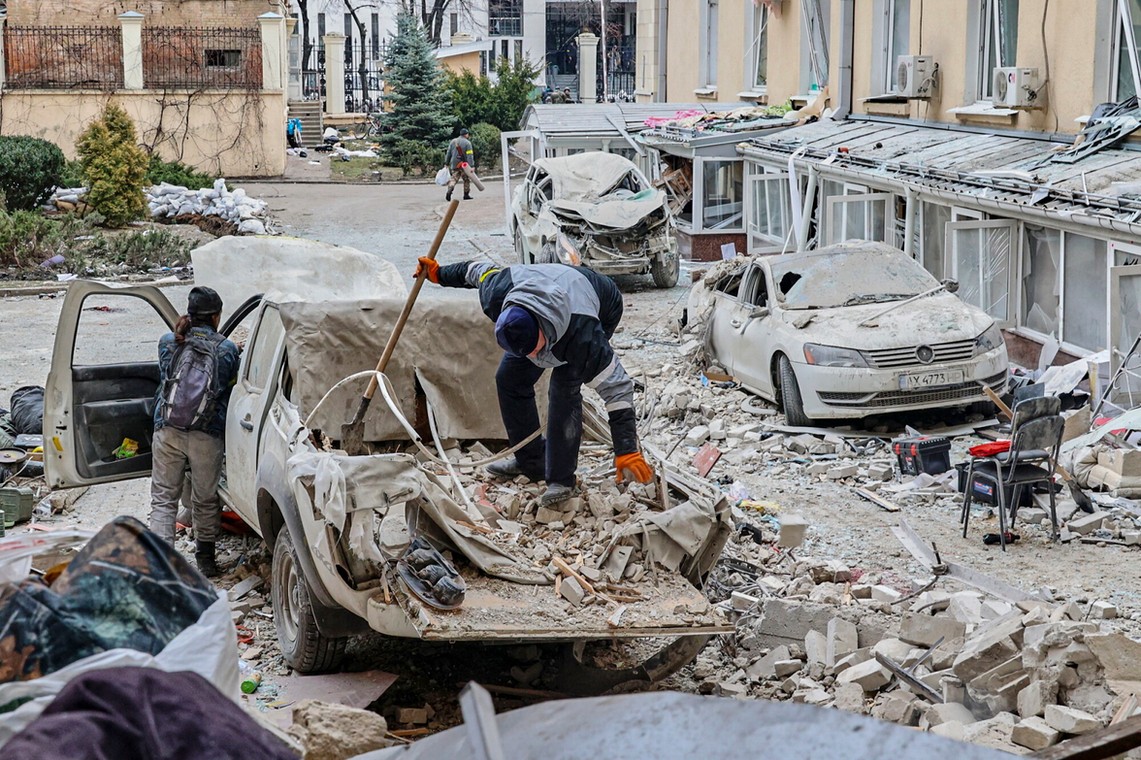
[1062,233,1108,351]
[514,39,524,63]
[205,49,241,69]
[1115,0,1141,100]
[700,0,719,88]
[801,0,830,92]
[701,159,743,230]
[746,2,769,91]
[501,39,509,63]
[1021,224,1061,337]
[489,0,523,37]
[919,202,950,278]
[881,0,910,92]
[450,12,459,39]
[746,164,791,251]
[978,0,1019,100]
[372,13,380,58]
[318,12,326,50]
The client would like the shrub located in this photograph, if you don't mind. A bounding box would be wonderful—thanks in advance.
[468,123,501,171]
[0,208,75,268]
[0,136,66,211]
[76,105,149,227]
[60,159,85,188]
[444,70,495,134]
[144,155,217,190]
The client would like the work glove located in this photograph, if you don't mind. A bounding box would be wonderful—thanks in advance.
[415,256,440,284]
[615,452,653,484]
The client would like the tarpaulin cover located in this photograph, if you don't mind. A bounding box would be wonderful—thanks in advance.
[0,516,217,684]
[3,668,295,760]
[279,298,511,442]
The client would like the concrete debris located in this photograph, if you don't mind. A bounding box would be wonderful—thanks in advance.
[1011,716,1061,750]
[288,700,391,760]
[1043,704,1102,735]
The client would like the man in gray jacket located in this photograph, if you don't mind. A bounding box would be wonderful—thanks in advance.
[445,128,474,201]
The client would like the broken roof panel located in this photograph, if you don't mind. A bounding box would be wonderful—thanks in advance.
[520,103,714,139]
[738,118,1141,234]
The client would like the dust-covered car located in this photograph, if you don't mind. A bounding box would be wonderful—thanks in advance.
[511,152,680,288]
[689,241,1009,426]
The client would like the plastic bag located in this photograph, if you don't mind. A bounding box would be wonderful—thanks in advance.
[434,166,450,186]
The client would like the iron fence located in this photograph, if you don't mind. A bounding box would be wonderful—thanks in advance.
[4,26,123,89]
[143,27,262,89]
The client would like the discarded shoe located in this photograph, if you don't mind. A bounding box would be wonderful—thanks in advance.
[540,483,576,507]
[396,538,466,610]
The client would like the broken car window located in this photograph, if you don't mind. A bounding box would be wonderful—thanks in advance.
[771,246,939,309]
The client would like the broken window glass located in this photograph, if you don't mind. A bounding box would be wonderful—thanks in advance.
[1116,0,1141,100]
[747,168,791,248]
[702,160,743,231]
[1021,224,1060,337]
[1062,233,1108,351]
[980,0,1019,100]
[801,0,831,91]
[948,221,1013,322]
[750,4,769,90]
[919,202,950,277]
[884,0,911,90]
[826,193,891,245]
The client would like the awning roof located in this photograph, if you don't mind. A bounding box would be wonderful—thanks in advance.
[520,103,716,139]
[737,118,1141,233]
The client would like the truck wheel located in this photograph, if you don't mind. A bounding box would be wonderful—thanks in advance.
[650,249,679,288]
[778,355,811,428]
[272,526,347,674]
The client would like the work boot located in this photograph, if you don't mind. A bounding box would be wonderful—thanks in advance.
[463,193,473,200]
[540,483,576,507]
[195,540,220,578]
[486,457,529,480]
[445,187,453,201]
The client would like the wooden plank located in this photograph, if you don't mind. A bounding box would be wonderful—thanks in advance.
[853,487,900,513]
[1033,713,1141,760]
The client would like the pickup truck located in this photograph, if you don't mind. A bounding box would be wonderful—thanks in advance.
[43,238,731,685]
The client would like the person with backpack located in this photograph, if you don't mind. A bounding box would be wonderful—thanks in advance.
[444,128,475,201]
[149,286,240,577]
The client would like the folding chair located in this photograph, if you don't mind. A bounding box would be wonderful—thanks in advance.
[961,396,1064,550]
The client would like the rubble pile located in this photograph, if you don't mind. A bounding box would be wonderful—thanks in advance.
[45,180,274,235]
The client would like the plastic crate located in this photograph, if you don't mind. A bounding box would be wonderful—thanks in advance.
[0,487,34,527]
[891,436,952,477]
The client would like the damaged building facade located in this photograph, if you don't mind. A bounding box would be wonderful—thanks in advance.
[636,0,1141,368]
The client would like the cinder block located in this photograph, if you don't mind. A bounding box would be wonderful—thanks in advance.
[826,617,859,667]
[1044,705,1101,735]
[835,659,890,692]
[1067,511,1107,535]
[1012,716,1061,750]
[827,464,858,479]
[778,514,808,549]
[804,630,827,667]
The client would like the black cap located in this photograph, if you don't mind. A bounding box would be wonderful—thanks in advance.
[459,128,470,136]
[187,286,223,317]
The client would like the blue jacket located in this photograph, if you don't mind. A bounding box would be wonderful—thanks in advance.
[153,326,241,438]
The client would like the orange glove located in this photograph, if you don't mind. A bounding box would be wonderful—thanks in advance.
[615,452,653,484]
[415,256,440,283]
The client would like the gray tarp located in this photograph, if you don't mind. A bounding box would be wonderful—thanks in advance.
[279,299,509,443]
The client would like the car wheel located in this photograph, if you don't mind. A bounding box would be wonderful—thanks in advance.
[778,355,812,428]
[272,526,347,674]
[650,248,679,288]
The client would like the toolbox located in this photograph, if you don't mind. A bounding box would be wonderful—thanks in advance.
[0,487,34,528]
[892,435,952,477]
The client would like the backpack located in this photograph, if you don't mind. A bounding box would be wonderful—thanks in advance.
[160,331,227,431]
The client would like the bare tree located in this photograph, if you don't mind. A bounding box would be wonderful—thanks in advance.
[321,0,381,111]
[297,0,314,71]
[396,0,475,46]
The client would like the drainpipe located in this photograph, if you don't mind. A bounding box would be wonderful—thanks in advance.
[835,0,855,119]
[656,0,667,102]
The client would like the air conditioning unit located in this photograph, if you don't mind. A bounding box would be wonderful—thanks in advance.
[992,66,1041,108]
[896,55,935,98]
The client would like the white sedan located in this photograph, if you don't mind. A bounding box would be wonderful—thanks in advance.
[696,242,1009,425]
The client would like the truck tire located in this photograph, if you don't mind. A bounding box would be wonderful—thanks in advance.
[778,355,811,428]
[272,526,347,674]
[650,248,679,289]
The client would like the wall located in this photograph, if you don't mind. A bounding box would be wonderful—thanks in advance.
[2,90,286,176]
[8,0,285,26]
[440,51,482,76]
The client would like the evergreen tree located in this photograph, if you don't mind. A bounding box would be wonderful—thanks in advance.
[381,12,452,155]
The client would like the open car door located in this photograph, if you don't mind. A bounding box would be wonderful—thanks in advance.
[44,282,179,489]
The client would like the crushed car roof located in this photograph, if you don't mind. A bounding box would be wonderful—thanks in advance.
[533,152,643,201]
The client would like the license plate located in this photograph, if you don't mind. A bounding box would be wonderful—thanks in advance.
[898,369,965,390]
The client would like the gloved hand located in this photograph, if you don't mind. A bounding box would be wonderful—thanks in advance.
[615,452,653,484]
[415,256,440,284]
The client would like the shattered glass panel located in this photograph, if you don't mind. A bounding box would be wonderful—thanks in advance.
[828,194,890,245]
[888,0,911,89]
[920,202,949,277]
[1062,233,1108,351]
[771,245,938,309]
[1113,268,1141,408]
[752,4,769,89]
[1116,0,1141,100]
[1021,224,1060,337]
[702,160,744,230]
[951,223,1011,321]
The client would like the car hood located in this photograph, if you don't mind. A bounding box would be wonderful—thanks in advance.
[544,189,669,233]
[783,292,994,349]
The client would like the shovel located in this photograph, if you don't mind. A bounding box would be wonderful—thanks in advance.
[981,385,1095,513]
[341,199,461,454]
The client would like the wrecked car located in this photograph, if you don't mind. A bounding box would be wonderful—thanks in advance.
[690,241,1009,426]
[43,237,731,684]
[511,152,680,288]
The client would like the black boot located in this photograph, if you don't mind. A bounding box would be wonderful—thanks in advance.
[445,187,453,201]
[195,540,220,578]
[463,193,473,200]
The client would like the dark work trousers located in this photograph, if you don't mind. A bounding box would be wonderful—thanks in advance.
[496,353,583,488]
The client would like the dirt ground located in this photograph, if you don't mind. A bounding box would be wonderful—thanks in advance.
[3,179,1139,739]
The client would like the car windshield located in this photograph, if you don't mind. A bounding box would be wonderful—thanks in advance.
[770,248,940,310]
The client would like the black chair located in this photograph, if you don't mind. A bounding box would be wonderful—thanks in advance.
[961,396,1064,550]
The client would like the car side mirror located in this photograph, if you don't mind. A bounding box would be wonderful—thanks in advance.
[941,278,960,294]
[749,306,769,320]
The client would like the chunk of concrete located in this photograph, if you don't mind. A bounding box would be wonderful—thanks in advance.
[290,699,391,759]
[826,617,859,667]
[1016,679,1057,718]
[1066,511,1106,535]
[1012,716,1061,750]
[746,645,791,681]
[899,612,966,648]
[773,660,803,678]
[832,682,866,713]
[560,576,586,606]
[1090,600,1118,619]
[952,622,1023,682]
[923,701,976,728]
[684,426,710,446]
[804,630,827,667]
[870,585,903,604]
[873,693,920,726]
[827,464,858,480]
[755,599,835,649]
[929,721,966,741]
[871,638,912,663]
[833,649,872,674]
[778,513,808,549]
[1044,705,1102,735]
[947,595,984,627]
[835,659,891,692]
